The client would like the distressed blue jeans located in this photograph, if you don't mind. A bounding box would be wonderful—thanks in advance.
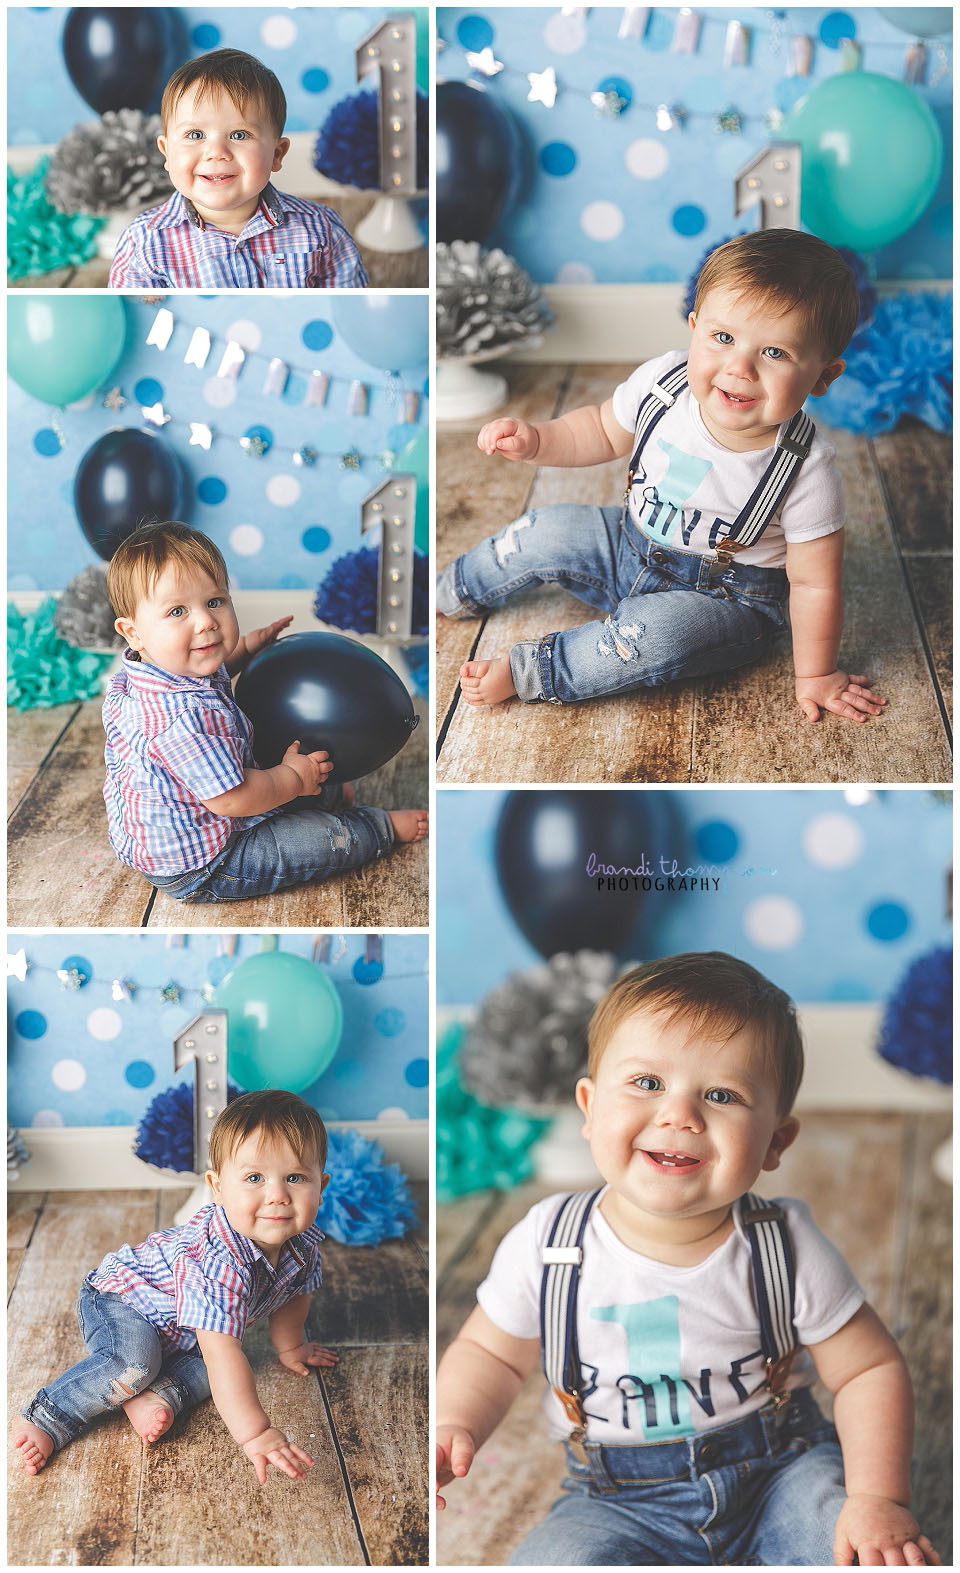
[507,1390,845,1566]
[437,504,788,704]
[20,1281,211,1452]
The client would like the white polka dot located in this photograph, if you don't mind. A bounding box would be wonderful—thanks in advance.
[230,524,264,556]
[260,14,297,49]
[580,201,625,242]
[225,319,263,352]
[743,896,804,950]
[32,1109,64,1128]
[376,1106,410,1121]
[543,11,586,53]
[625,139,669,180]
[202,376,237,410]
[86,1007,122,1041]
[52,1059,87,1091]
[556,262,596,284]
[802,813,864,870]
[265,473,302,508]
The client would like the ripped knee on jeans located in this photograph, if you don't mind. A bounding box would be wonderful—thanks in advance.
[597,614,645,661]
[327,819,352,853]
[104,1365,149,1406]
[494,513,535,566]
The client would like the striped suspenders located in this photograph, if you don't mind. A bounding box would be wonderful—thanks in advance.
[625,361,815,554]
[539,1189,798,1452]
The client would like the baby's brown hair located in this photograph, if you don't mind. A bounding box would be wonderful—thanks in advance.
[161,47,287,138]
[587,951,804,1115]
[106,521,228,622]
[207,1089,328,1176]
[693,229,859,360]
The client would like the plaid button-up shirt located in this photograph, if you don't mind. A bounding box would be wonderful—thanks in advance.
[102,652,276,876]
[89,1204,325,1352]
[108,183,368,289]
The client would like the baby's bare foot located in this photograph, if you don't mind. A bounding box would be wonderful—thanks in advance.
[459,656,517,706]
[122,1390,174,1445]
[13,1418,54,1474]
[388,809,429,844]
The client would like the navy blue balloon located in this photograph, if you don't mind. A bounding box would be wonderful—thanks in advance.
[74,429,183,561]
[63,7,176,114]
[236,632,419,783]
[436,81,522,243]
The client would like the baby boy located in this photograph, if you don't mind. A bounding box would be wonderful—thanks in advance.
[437,953,939,1566]
[109,48,367,288]
[102,521,427,903]
[15,1090,335,1483]
[438,229,885,726]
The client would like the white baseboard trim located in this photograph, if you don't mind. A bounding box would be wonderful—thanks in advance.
[9,1118,428,1191]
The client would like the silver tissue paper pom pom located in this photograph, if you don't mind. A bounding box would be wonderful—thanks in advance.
[45,110,170,216]
[437,241,554,359]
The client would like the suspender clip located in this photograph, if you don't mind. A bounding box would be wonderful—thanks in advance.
[779,434,811,460]
[765,1351,796,1409]
[649,381,676,408]
[566,1424,590,1468]
[553,1385,587,1429]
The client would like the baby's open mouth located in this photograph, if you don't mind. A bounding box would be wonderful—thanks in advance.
[200,174,236,184]
[643,1150,702,1169]
[716,389,758,407]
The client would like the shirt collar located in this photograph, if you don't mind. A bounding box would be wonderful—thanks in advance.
[210,1205,323,1275]
[154,183,288,236]
[120,649,227,694]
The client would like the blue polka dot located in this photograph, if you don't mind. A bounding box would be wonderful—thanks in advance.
[278,573,308,590]
[404,1057,428,1089]
[596,75,632,109]
[672,205,707,237]
[33,428,62,457]
[60,954,92,987]
[303,527,332,553]
[125,1060,155,1089]
[819,11,856,47]
[197,476,227,506]
[302,67,330,93]
[866,902,910,942]
[353,957,384,985]
[134,377,163,405]
[540,141,577,177]
[191,22,221,49]
[282,373,307,405]
[302,319,334,352]
[456,14,494,51]
[243,425,273,454]
[15,1010,47,1039]
[695,821,740,863]
[375,1008,406,1037]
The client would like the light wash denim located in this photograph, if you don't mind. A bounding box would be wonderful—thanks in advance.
[147,790,394,903]
[437,504,788,704]
[21,1281,211,1452]
[506,1389,845,1566]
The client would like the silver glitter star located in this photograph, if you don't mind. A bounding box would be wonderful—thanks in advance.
[465,46,504,76]
[102,387,127,411]
[201,981,218,1004]
[527,66,558,107]
[766,107,786,134]
[293,445,318,467]
[161,980,182,1004]
[6,949,29,981]
[339,447,361,471]
[189,422,213,450]
[378,449,398,471]
[240,434,268,458]
[57,966,86,991]
[142,401,171,427]
[590,87,627,118]
[716,107,743,134]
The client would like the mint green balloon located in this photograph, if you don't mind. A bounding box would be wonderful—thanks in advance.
[8,295,126,406]
[786,73,942,251]
[414,8,429,94]
[215,952,343,1094]
[399,426,429,553]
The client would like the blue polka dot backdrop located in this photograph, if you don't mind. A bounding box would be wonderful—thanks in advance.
[436,790,951,1007]
[437,7,951,285]
[8,297,427,591]
[8,933,428,1129]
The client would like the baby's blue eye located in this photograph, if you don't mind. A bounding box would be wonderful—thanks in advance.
[245,1172,263,1183]
[706,1088,739,1105]
[230,130,248,140]
[764,346,786,361]
[207,598,223,609]
[186,130,204,141]
[287,1174,305,1184]
[635,1075,662,1092]
[714,332,734,345]
[168,606,185,618]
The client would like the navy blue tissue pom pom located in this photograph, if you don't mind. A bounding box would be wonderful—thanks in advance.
[135,1081,244,1172]
[314,87,429,191]
[314,545,428,635]
[876,946,952,1084]
[317,1127,417,1245]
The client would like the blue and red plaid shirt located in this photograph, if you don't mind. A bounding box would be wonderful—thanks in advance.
[103,651,276,876]
[89,1204,325,1352]
[108,183,368,289]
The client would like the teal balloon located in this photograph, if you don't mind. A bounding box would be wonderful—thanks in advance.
[786,73,943,251]
[8,295,126,406]
[215,952,343,1094]
[399,426,429,553]
[414,9,429,93]
[877,9,951,37]
[331,295,428,371]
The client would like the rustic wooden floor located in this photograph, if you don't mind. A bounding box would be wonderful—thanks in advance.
[9,1184,428,1566]
[437,1112,953,1567]
[7,688,427,928]
[436,365,952,784]
[10,194,427,290]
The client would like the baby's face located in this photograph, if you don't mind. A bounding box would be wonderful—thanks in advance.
[158,84,289,232]
[207,1130,328,1266]
[115,562,239,679]
[576,1008,798,1247]
[686,285,844,453]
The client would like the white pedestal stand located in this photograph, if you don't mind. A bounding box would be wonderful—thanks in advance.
[354,192,425,253]
[437,357,509,422]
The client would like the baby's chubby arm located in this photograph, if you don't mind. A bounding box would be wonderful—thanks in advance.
[268,1292,339,1375]
[436,1305,540,1509]
[807,1303,941,1566]
[200,742,333,819]
[195,1328,314,1484]
[786,532,886,723]
[478,397,634,469]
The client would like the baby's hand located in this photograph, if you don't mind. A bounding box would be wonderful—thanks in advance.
[834,1494,941,1565]
[245,616,294,659]
[281,740,334,795]
[795,670,886,724]
[477,417,540,462]
[436,1426,475,1510]
[242,1426,315,1484]
[277,1342,339,1375]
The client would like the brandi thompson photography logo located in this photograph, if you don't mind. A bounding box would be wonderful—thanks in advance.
[585,851,778,894]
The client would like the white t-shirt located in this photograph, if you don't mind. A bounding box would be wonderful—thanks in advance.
[611,350,846,569]
[477,1191,864,1443]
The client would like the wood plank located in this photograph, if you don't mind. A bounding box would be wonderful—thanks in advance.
[871,419,952,555]
[7,1190,45,1249]
[8,704,82,819]
[900,561,952,727]
[437,1182,558,1352]
[436,1191,498,1278]
[312,1236,427,1346]
[322,1342,428,1566]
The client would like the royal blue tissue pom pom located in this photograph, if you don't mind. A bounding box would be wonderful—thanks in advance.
[134,1081,244,1172]
[876,946,952,1084]
[314,545,428,636]
[314,87,429,191]
[816,292,952,436]
[317,1126,417,1245]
